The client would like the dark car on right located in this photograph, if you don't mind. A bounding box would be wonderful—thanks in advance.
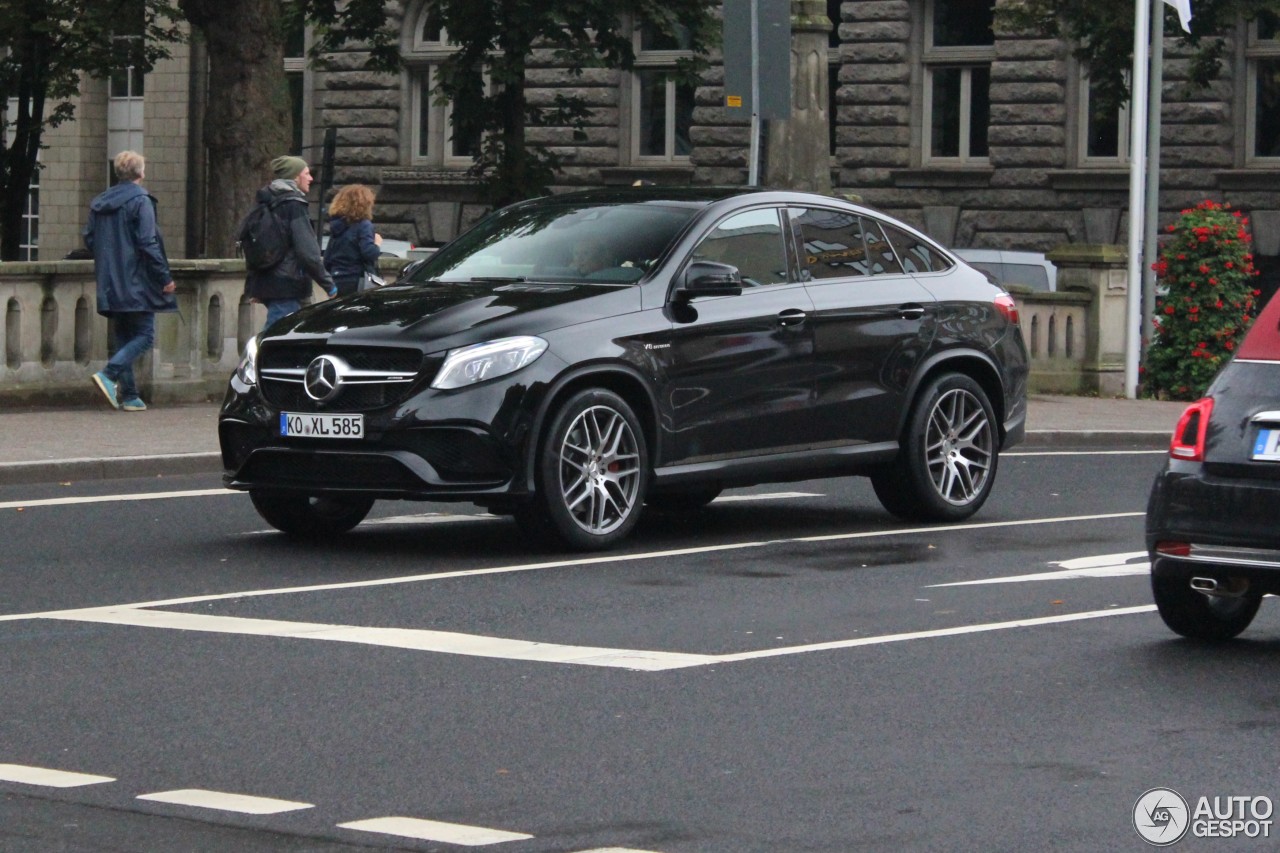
[1147,291,1280,639]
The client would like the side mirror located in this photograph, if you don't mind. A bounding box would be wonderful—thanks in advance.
[677,260,743,300]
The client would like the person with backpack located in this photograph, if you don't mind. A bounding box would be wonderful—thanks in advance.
[323,184,383,297]
[84,150,178,411]
[241,155,336,330]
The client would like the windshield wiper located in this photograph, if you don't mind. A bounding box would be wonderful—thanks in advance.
[468,276,528,283]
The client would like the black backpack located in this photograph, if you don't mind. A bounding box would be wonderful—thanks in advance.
[236,196,291,271]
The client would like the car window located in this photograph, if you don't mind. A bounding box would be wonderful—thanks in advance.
[1000,263,1050,291]
[407,202,697,284]
[881,223,954,274]
[788,207,871,279]
[862,217,905,275]
[690,208,789,287]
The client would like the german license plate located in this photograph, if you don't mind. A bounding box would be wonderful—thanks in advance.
[279,412,364,439]
[1252,427,1280,461]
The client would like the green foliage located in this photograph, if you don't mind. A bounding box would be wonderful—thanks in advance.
[0,0,183,259]
[1143,201,1262,400]
[997,0,1280,113]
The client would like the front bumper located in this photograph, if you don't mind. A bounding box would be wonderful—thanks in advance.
[219,375,548,501]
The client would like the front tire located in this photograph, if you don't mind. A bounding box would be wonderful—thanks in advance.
[1152,573,1261,641]
[520,389,649,551]
[872,373,998,522]
[249,490,375,537]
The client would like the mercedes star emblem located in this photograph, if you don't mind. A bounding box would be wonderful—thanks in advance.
[304,355,345,402]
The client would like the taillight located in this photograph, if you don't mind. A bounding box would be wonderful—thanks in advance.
[1169,397,1214,461]
[1155,541,1192,557]
[994,294,1019,325]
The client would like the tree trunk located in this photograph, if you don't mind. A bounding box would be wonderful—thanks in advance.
[178,0,291,258]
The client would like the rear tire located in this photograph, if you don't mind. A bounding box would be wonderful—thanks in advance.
[872,373,998,521]
[249,490,374,537]
[1151,573,1261,641]
[522,388,649,551]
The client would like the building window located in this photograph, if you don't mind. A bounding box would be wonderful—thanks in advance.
[922,0,993,164]
[1247,11,1280,161]
[406,6,481,167]
[284,22,309,156]
[1080,74,1129,164]
[631,24,695,162]
[4,100,38,260]
[828,0,841,155]
[107,65,145,183]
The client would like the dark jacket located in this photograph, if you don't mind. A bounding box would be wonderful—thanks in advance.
[83,182,177,316]
[323,217,381,280]
[243,180,335,302]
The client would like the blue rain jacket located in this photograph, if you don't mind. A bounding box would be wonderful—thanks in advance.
[83,182,176,316]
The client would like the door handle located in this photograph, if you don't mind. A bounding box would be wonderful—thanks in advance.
[897,304,925,320]
[777,308,807,326]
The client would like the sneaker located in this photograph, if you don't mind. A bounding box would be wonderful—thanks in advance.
[120,397,147,412]
[92,371,120,409]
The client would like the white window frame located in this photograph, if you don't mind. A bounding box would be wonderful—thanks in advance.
[107,65,145,183]
[1079,71,1130,165]
[629,24,695,163]
[921,0,993,165]
[1246,15,1280,163]
[283,25,312,157]
[406,9,486,168]
[4,98,38,260]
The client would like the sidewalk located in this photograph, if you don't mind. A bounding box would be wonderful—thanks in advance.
[0,394,1189,487]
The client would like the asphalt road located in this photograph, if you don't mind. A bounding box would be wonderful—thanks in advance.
[3,447,1278,852]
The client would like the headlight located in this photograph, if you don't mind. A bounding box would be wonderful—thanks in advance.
[234,335,260,386]
[431,336,548,390]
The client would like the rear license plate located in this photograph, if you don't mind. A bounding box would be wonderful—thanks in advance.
[1252,427,1280,461]
[280,412,364,439]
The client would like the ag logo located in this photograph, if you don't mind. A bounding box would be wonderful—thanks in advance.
[1134,787,1190,846]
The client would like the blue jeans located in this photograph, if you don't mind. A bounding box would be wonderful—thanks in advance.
[264,298,302,330]
[104,312,156,401]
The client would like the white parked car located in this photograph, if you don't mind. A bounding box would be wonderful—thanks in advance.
[953,249,1057,293]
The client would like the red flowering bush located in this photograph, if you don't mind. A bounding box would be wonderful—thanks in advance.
[1143,201,1261,400]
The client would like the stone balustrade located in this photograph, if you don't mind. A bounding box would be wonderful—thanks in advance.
[0,249,1130,406]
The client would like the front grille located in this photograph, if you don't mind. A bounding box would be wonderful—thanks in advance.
[258,343,437,413]
[240,450,425,490]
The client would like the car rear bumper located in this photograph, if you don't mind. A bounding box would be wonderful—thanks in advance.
[1147,465,1280,592]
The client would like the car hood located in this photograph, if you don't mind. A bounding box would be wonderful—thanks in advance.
[269,280,644,350]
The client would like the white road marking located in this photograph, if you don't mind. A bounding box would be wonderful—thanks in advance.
[1005,449,1165,456]
[0,763,114,787]
[571,849,663,852]
[136,788,312,814]
[337,816,532,845]
[712,491,821,502]
[0,511,1144,624]
[42,602,1157,671]
[928,552,1151,587]
[0,488,230,510]
[48,608,719,672]
[712,606,1157,663]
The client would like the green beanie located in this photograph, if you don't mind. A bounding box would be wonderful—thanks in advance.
[271,155,307,180]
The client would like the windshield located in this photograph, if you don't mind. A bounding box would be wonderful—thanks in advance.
[404,201,699,285]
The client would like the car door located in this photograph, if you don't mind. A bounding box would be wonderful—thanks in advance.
[656,206,818,464]
[788,206,937,446]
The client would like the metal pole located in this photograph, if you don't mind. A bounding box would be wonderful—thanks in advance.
[1124,0,1151,399]
[748,0,761,186]
[1142,0,1164,387]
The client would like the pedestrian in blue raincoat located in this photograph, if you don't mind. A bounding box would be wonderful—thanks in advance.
[83,150,177,411]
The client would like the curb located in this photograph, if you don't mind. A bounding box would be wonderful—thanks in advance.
[0,431,1170,487]
[0,453,222,487]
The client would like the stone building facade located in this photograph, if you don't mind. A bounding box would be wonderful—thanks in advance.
[15,0,1280,288]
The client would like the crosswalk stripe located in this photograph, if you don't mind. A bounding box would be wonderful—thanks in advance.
[337,816,533,845]
[137,788,312,814]
[0,763,114,787]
